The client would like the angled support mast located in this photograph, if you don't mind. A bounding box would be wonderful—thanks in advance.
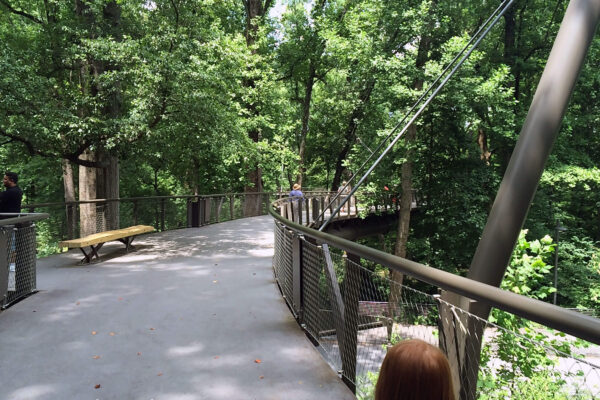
[468,0,600,294]
[445,2,600,399]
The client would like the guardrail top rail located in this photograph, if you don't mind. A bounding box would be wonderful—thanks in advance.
[268,201,600,346]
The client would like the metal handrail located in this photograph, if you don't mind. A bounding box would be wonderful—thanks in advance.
[22,191,334,209]
[0,213,50,226]
[268,204,600,345]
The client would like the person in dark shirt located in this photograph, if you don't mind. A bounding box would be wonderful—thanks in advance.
[0,171,23,216]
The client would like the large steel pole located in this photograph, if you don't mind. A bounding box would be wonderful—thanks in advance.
[467,0,600,290]
[447,3,600,399]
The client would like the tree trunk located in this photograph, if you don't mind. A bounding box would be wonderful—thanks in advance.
[332,80,376,190]
[296,61,317,186]
[503,5,519,101]
[242,0,269,217]
[388,0,432,347]
[62,159,77,239]
[79,150,97,237]
[105,155,120,230]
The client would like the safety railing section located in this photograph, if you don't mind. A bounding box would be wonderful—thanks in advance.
[0,213,50,308]
[271,191,359,226]
[24,193,277,257]
[270,212,600,399]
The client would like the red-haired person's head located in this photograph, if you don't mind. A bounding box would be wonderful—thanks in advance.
[375,339,456,400]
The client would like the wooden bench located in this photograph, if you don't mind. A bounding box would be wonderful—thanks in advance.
[59,225,155,263]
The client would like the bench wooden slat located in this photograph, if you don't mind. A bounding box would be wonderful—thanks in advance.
[59,225,155,248]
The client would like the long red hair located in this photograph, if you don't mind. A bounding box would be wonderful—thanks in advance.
[375,339,456,400]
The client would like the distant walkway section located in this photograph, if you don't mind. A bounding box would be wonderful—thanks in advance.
[0,216,354,400]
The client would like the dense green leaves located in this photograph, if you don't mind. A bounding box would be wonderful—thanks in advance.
[0,0,598,308]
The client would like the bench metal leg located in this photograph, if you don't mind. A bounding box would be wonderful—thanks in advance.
[117,236,137,252]
[79,243,104,264]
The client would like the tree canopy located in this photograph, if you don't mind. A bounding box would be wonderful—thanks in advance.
[1,0,598,309]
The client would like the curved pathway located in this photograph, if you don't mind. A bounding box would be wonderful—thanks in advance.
[0,216,354,400]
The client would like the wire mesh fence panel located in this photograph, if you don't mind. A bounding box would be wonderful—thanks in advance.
[273,223,294,310]
[301,239,343,372]
[132,199,163,229]
[96,204,107,233]
[233,195,245,220]
[119,200,136,228]
[270,221,600,399]
[164,198,187,230]
[471,305,600,400]
[3,223,38,307]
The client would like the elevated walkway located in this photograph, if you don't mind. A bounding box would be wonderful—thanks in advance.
[0,216,354,400]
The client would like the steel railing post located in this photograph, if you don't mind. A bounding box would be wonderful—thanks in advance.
[292,235,303,320]
[160,199,166,231]
[0,228,8,307]
[342,253,360,393]
[311,198,319,225]
[133,200,138,226]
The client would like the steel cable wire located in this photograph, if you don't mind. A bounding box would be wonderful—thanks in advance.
[314,0,516,231]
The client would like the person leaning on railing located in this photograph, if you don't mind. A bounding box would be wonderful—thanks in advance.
[0,171,22,218]
[375,339,456,400]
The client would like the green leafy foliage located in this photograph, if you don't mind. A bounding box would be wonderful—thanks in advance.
[479,231,581,399]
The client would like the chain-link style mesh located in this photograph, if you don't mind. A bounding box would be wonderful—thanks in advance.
[96,204,106,232]
[271,223,600,399]
[273,222,294,308]
[2,223,38,308]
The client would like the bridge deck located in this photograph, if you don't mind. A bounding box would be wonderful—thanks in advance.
[0,216,354,400]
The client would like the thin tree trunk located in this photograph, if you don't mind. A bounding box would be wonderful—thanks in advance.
[62,159,77,239]
[79,150,97,237]
[388,1,432,340]
[296,61,317,186]
[332,80,376,190]
[105,155,120,230]
[242,0,270,216]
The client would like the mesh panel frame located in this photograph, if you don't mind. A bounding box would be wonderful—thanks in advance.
[3,223,38,308]
[271,221,600,399]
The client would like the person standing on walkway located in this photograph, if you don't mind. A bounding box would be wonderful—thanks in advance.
[289,183,303,199]
[289,183,304,222]
[338,181,351,213]
[0,172,22,217]
[375,339,456,400]
[1,172,22,291]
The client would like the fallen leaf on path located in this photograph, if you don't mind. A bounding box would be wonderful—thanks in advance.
[254,359,261,364]
[92,355,101,359]
[94,384,101,389]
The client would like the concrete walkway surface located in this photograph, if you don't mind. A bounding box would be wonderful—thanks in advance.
[0,216,355,400]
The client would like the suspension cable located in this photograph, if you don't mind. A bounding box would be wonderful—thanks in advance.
[317,0,516,231]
